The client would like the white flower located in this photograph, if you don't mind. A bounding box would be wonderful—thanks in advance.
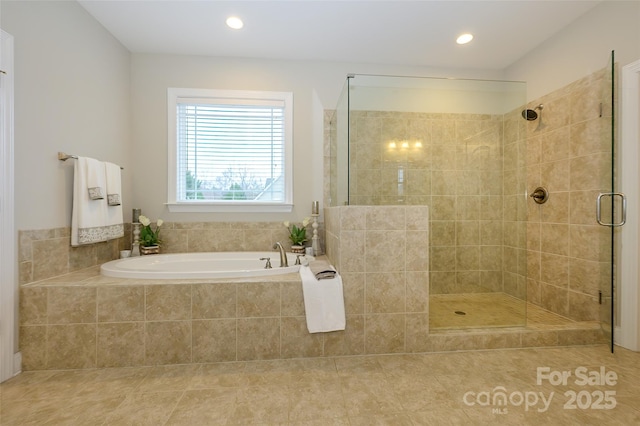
[139,215,151,226]
[302,217,311,227]
[283,221,290,228]
[157,219,164,227]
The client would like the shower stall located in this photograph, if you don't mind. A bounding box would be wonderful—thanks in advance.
[329,69,616,341]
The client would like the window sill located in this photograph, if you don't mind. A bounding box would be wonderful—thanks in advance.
[166,203,293,213]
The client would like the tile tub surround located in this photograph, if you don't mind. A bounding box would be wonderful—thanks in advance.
[19,267,605,372]
[18,227,129,285]
[19,221,325,285]
[20,268,317,370]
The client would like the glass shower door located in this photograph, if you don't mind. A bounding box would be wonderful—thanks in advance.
[329,78,350,207]
[340,74,528,330]
[597,50,621,352]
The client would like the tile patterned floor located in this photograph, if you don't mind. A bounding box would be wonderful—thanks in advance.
[1,345,639,425]
[430,293,587,330]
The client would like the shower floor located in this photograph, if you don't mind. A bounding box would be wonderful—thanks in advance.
[429,292,584,330]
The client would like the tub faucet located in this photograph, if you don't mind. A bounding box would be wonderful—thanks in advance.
[273,242,288,267]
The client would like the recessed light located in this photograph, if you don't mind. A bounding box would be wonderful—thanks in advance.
[226,16,244,30]
[456,33,474,45]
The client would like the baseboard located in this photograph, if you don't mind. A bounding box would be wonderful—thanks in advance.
[13,351,21,376]
[613,326,639,352]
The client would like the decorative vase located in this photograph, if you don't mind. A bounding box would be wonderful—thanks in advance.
[291,245,305,254]
[140,245,160,255]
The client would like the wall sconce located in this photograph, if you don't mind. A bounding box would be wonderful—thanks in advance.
[387,139,423,150]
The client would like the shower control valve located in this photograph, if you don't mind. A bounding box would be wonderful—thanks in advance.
[529,187,549,204]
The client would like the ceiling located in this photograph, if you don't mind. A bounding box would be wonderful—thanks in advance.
[78,0,601,70]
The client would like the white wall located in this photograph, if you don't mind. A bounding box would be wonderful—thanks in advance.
[505,1,640,100]
[1,0,131,230]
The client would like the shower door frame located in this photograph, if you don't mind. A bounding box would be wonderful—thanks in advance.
[0,28,17,382]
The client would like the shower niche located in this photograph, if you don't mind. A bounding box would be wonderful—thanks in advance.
[329,74,530,330]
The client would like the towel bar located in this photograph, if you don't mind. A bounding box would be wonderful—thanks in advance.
[58,152,123,169]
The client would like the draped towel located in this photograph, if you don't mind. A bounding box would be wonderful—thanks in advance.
[71,157,124,246]
[299,264,346,333]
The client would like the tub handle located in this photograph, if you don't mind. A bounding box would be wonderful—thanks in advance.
[259,257,272,269]
[295,254,304,265]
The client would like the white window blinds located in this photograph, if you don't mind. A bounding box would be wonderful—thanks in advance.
[168,89,293,212]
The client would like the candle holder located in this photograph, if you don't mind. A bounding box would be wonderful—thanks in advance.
[132,208,141,224]
[131,222,141,257]
[311,213,320,256]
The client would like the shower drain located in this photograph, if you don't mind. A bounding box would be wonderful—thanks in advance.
[454,311,467,315]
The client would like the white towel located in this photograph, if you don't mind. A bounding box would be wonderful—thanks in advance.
[72,157,107,246]
[105,162,122,206]
[71,157,124,246]
[299,264,346,333]
[86,157,105,200]
[103,161,124,241]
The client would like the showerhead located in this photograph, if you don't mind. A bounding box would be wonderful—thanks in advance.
[522,104,544,121]
[522,109,538,121]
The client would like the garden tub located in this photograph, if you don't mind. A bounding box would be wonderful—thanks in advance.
[100,251,300,279]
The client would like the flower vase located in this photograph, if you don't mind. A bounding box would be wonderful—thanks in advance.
[140,245,160,255]
[291,245,305,254]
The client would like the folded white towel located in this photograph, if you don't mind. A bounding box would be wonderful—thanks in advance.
[105,162,122,206]
[103,162,124,241]
[85,157,105,200]
[299,264,346,333]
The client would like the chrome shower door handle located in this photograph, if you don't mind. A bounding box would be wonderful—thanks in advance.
[596,192,626,227]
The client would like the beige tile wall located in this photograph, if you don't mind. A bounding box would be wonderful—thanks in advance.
[324,67,608,323]
[19,198,606,371]
[19,221,324,285]
[19,277,324,370]
[325,109,337,209]
[157,221,310,254]
[325,205,430,353]
[502,108,529,300]
[526,68,611,322]
[337,110,529,297]
[18,227,128,285]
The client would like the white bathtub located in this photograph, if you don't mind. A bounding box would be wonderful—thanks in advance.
[100,252,300,279]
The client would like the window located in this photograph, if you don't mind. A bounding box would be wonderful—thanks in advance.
[167,88,293,212]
